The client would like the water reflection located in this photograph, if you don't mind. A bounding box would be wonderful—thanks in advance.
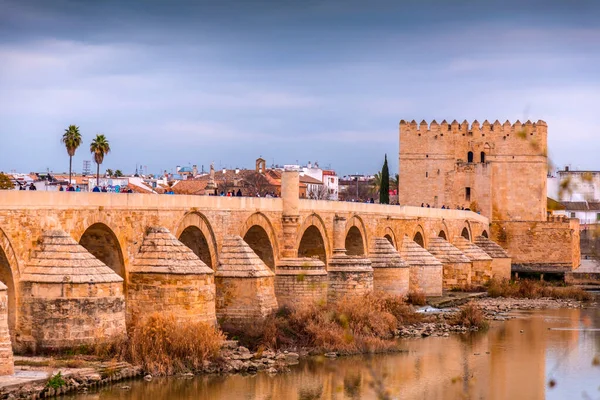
[68,308,600,400]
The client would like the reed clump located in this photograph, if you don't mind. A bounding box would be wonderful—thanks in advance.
[450,302,488,330]
[487,279,592,301]
[224,293,423,355]
[94,313,225,376]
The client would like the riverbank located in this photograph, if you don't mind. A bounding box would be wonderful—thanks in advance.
[2,283,595,399]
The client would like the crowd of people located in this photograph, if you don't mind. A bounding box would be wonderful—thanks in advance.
[421,203,472,211]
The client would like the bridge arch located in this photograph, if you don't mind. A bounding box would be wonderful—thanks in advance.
[412,225,426,248]
[176,212,218,270]
[460,221,472,241]
[0,227,20,343]
[345,215,368,256]
[78,223,126,281]
[297,214,330,265]
[383,226,396,249]
[438,221,450,241]
[481,230,489,238]
[241,212,279,271]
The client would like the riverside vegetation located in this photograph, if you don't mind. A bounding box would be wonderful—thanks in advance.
[5,279,593,400]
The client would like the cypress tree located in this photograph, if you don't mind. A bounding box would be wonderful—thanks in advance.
[380,154,390,204]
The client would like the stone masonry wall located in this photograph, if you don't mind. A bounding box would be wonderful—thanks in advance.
[491,219,580,272]
[0,285,13,375]
[127,274,216,325]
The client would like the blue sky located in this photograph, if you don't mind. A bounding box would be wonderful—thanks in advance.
[1,0,599,176]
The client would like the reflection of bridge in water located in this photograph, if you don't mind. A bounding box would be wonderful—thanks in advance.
[0,171,509,362]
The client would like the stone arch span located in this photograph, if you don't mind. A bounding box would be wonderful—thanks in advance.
[0,227,20,344]
[383,227,396,249]
[176,212,218,270]
[413,225,426,248]
[481,230,489,238]
[297,214,330,265]
[461,222,472,241]
[79,223,126,281]
[345,216,368,256]
[241,212,279,271]
[438,221,450,241]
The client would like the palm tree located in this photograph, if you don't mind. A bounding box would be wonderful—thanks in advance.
[61,125,82,184]
[392,173,399,194]
[114,169,123,178]
[90,134,111,188]
[106,169,114,177]
[371,172,382,195]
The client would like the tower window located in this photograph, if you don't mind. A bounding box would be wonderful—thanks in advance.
[467,152,474,163]
[466,187,471,202]
[480,152,486,163]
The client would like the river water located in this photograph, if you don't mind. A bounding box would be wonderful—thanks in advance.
[68,308,600,400]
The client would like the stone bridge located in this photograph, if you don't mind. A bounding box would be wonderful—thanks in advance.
[0,171,508,357]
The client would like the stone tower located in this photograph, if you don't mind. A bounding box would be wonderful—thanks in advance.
[398,119,548,221]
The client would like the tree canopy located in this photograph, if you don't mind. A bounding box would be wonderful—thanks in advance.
[380,154,390,204]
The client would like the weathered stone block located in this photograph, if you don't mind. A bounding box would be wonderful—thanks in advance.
[0,282,13,375]
[453,236,493,285]
[474,236,511,280]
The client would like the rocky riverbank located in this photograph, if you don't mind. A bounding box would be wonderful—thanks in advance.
[2,294,595,399]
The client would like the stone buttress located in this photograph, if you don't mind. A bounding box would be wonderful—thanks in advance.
[427,237,472,290]
[215,236,278,327]
[474,236,512,280]
[0,282,13,375]
[18,230,126,352]
[453,236,493,285]
[400,236,443,296]
[369,238,409,297]
[327,215,373,304]
[274,257,327,308]
[129,227,216,326]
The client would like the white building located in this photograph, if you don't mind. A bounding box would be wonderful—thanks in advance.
[548,168,600,202]
[301,161,339,200]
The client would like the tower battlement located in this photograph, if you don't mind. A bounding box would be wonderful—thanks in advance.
[400,119,547,138]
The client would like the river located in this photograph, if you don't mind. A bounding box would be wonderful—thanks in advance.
[67,307,600,400]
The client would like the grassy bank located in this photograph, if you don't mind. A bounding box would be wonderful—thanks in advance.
[487,279,593,301]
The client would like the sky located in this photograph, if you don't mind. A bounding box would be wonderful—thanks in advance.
[1,0,599,176]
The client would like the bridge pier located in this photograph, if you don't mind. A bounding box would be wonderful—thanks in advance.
[453,237,493,285]
[427,237,472,290]
[0,282,13,375]
[370,237,409,297]
[327,215,374,304]
[215,236,278,328]
[18,230,126,352]
[474,236,512,280]
[128,227,216,326]
[400,235,443,296]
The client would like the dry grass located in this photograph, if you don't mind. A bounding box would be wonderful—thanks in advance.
[451,303,488,330]
[405,292,427,306]
[487,279,592,301]
[93,313,225,376]
[224,294,422,355]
